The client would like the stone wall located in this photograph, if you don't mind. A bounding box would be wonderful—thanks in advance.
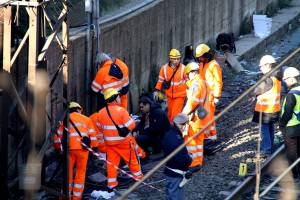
[46,0,278,114]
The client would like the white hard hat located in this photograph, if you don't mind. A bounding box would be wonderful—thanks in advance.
[96,53,111,65]
[283,67,300,80]
[173,113,189,125]
[259,55,276,66]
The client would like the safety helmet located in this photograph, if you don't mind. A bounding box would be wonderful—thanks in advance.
[184,62,199,75]
[283,67,300,80]
[169,49,181,59]
[259,55,276,66]
[195,44,210,58]
[103,88,119,101]
[95,53,111,65]
[69,102,82,109]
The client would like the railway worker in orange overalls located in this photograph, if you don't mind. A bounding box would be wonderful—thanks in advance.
[182,62,212,170]
[95,88,144,194]
[53,102,98,200]
[154,49,187,122]
[91,53,129,109]
[195,44,223,141]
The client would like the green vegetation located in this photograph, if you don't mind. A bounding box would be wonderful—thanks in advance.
[240,16,253,35]
[278,0,292,9]
[266,2,278,17]
[100,0,134,16]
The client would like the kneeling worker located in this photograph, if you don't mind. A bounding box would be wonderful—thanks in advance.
[162,113,192,200]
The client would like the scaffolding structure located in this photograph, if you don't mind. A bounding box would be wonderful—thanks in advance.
[1,0,70,198]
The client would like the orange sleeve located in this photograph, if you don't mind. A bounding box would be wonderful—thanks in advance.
[87,119,98,148]
[120,108,136,131]
[182,80,206,114]
[91,67,104,92]
[155,66,165,91]
[212,63,223,98]
[90,113,106,152]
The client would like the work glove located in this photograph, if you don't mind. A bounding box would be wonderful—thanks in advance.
[214,97,220,105]
[153,91,159,102]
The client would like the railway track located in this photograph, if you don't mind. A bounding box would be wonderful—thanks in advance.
[126,26,300,200]
[224,144,285,200]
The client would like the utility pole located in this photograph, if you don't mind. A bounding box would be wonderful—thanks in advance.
[93,0,100,53]
[62,0,70,198]
[85,0,93,113]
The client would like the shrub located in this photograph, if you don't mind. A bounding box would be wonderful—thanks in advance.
[278,0,292,9]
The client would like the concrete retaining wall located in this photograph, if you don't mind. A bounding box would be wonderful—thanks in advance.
[46,0,277,114]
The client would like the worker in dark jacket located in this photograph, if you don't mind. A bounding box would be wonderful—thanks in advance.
[279,67,300,178]
[252,55,282,156]
[133,94,170,156]
[183,45,196,65]
[162,113,193,200]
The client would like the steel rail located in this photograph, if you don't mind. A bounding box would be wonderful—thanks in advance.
[118,45,300,199]
[225,144,285,200]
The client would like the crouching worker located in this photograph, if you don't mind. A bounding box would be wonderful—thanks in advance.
[162,113,193,200]
[53,102,98,200]
[133,94,170,156]
[95,88,144,194]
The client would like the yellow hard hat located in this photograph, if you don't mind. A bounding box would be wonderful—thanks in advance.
[169,49,181,59]
[103,88,119,101]
[69,101,82,109]
[259,55,276,66]
[195,44,210,58]
[184,62,199,75]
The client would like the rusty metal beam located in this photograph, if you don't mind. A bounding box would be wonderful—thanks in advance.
[10,28,29,67]
[3,6,12,72]
[38,9,67,62]
[41,6,64,50]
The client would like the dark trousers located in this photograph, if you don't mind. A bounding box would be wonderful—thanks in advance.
[165,175,184,200]
[136,134,161,154]
[284,134,300,178]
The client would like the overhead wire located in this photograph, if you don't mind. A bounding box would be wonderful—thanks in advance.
[118,45,300,199]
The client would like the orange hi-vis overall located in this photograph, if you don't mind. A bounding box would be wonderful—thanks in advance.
[89,113,106,153]
[95,104,144,188]
[53,112,98,200]
[199,60,223,140]
[182,75,212,167]
[155,63,187,122]
[91,58,129,109]
[255,76,281,113]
